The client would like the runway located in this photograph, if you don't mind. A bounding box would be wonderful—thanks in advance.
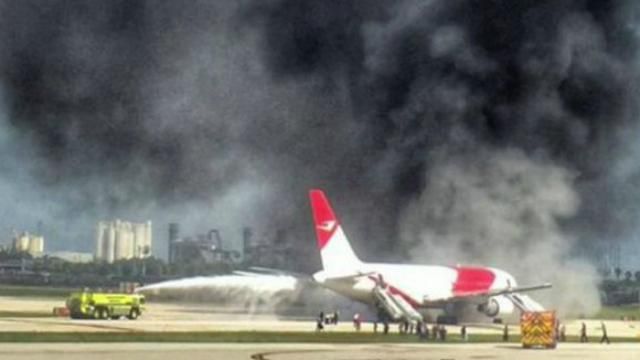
[2,296,639,337]
[2,295,640,360]
[1,343,640,360]
[3,316,638,338]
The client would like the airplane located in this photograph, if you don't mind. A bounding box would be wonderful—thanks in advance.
[309,189,551,324]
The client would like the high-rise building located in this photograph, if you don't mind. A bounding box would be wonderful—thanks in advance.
[12,232,44,257]
[168,223,179,264]
[95,220,152,263]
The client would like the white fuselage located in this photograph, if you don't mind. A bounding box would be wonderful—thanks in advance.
[313,263,516,308]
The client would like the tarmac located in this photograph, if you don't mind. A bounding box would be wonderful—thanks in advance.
[2,343,640,360]
[1,296,639,337]
[2,295,640,360]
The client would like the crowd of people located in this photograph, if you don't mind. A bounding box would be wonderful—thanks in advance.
[315,311,340,331]
[316,310,454,341]
[315,310,613,345]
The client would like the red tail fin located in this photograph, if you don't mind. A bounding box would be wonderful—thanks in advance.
[309,189,339,250]
[309,189,361,271]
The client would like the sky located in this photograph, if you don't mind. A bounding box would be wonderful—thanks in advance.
[0,2,640,312]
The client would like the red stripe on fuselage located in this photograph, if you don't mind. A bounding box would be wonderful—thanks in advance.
[452,266,495,296]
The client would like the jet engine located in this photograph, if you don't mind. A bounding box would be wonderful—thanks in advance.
[477,296,514,317]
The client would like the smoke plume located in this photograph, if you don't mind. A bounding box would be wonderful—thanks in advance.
[400,149,600,314]
[1,0,640,314]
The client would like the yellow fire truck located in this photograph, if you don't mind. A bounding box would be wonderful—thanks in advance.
[66,291,145,320]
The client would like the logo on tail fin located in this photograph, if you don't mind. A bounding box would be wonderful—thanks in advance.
[309,189,340,250]
[309,189,362,271]
[317,220,336,232]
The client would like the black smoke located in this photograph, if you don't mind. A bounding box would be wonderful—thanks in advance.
[0,1,639,270]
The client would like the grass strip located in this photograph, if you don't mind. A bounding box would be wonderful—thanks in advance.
[591,305,640,320]
[0,285,75,298]
[0,311,53,318]
[0,331,637,343]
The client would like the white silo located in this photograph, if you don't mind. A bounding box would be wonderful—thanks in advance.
[13,233,30,253]
[106,223,116,263]
[95,222,106,260]
[133,221,152,258]
[27,236,44,256]
[145,221,152,257]
[115,221,135,260]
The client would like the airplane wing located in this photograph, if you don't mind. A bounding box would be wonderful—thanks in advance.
[426,282,551,313]
[313,270,376,283]
[246,266,313,280]
[442,283,552,302]
[234,268,374,287]
[232,267,315,283]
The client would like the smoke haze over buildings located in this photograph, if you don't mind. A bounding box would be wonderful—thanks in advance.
[0,0,639,313]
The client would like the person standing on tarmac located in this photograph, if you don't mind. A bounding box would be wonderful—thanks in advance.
[419,322,428,341]
[316,314,324,332]
[439,325,447,341]
[600,322,610,344]
[352,313,361,331]
[580,322,589,342]
[502,324,509,342]
[461,325,468,341]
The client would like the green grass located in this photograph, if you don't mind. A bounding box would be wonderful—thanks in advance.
[0,311,53,318]
[0,285,76,298]
[591,305,640,320]
[0,331,636,343]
